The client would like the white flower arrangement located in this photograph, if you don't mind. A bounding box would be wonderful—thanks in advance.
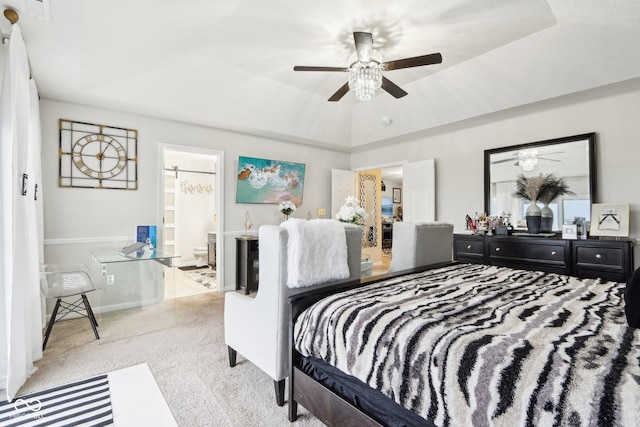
[335,196,368,225]
[278,200,296,216]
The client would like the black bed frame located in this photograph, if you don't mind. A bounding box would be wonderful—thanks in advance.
[287,262,453,426]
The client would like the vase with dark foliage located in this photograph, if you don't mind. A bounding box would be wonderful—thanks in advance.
[539,202,553,233]
[526,201,542,234]
[538,178,574,232]
[513,174,573,234]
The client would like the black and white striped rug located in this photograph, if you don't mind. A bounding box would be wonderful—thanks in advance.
[0,374,113,427]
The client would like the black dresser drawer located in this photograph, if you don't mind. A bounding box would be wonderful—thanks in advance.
[487,238,570,274]
[573,240,634,282]
[575,245,623,268]
[455,238,484,257]
[453,235,485,263]
[488,240,567,263]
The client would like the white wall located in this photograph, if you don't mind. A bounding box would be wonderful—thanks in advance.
[40,99,351,291]
[351,79,640,267]
[31,78,640,288]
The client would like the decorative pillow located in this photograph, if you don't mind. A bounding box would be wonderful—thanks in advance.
[624,267,640,328]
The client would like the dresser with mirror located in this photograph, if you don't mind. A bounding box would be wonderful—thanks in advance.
[454,133,634,282]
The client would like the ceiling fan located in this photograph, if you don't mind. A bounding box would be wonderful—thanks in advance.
[294,32,442,102]
[491,150,564,165]
[491,150,562,171]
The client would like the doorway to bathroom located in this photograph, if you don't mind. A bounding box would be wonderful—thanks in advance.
[160,146,224,297]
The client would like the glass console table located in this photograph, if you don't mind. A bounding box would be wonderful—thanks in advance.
[89,248,180,340]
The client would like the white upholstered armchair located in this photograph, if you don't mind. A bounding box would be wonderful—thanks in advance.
[387,221,454,273]
[224,222,362,406]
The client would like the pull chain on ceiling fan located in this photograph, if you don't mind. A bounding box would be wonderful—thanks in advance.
[294,32,442,102]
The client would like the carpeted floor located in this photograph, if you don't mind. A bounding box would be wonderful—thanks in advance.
[17,292,322,426]
[182,267,217,289]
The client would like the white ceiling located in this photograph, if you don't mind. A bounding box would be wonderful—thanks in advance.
[2,0,640,152]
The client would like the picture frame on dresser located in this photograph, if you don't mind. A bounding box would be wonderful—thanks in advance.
[590,203,630,238]
[562,224,578,240]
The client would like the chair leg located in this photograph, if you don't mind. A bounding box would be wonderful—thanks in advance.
[81,294,100,340]
[43,298,61,351]
[274,379,285,407]
[84,294,99,327]
[289,369,298,421]
[228,346,237,367]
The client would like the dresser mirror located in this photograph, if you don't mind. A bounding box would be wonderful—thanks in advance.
[484,133,596,232]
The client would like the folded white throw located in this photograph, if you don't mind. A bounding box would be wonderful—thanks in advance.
[281,219,350,288]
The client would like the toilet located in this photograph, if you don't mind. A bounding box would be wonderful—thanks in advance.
[193,246,208,267]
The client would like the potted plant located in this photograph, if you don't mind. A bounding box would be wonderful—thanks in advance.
[335,196,368,225]
[513,174,572,234]
[538,176,574,232]
[278,200,296,221]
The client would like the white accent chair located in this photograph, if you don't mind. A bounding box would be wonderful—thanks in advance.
[224,224,362,406]
[387,222,454,273]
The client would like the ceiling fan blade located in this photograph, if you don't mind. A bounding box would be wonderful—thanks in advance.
[491,158,518,164]
[353,32,373,63]
[294,66,348,72]
[383,53,442,71]
[381,76,408,99]
[538,157,561,162]
[328,82,350,102]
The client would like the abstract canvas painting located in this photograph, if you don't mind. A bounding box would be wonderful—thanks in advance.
[236,156,305,205]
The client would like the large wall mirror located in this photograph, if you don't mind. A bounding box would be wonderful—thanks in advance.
[484,133,596,231]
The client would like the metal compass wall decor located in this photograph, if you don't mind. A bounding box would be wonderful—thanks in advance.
[59,119,138,190]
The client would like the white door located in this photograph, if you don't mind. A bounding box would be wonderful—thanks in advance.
[331,169,356,217]
[402,159,435,222]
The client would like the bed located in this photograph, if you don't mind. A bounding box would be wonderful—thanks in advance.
[288,262,640,426]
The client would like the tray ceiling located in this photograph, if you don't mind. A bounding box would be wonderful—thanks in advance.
[1,0,639,151]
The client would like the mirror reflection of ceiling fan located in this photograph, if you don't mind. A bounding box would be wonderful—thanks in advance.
[492,150,563,171]
[294,32,442,102]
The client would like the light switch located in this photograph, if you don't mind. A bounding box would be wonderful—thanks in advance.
[317,207,326,217]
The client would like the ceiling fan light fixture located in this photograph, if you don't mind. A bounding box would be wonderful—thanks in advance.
[294,31,441,102]
[518,150,538,171]
[348,50,383,102]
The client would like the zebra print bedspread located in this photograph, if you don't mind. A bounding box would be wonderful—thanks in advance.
[294,263,640,426]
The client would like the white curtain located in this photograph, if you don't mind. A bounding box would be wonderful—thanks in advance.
[0,23,43,401]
